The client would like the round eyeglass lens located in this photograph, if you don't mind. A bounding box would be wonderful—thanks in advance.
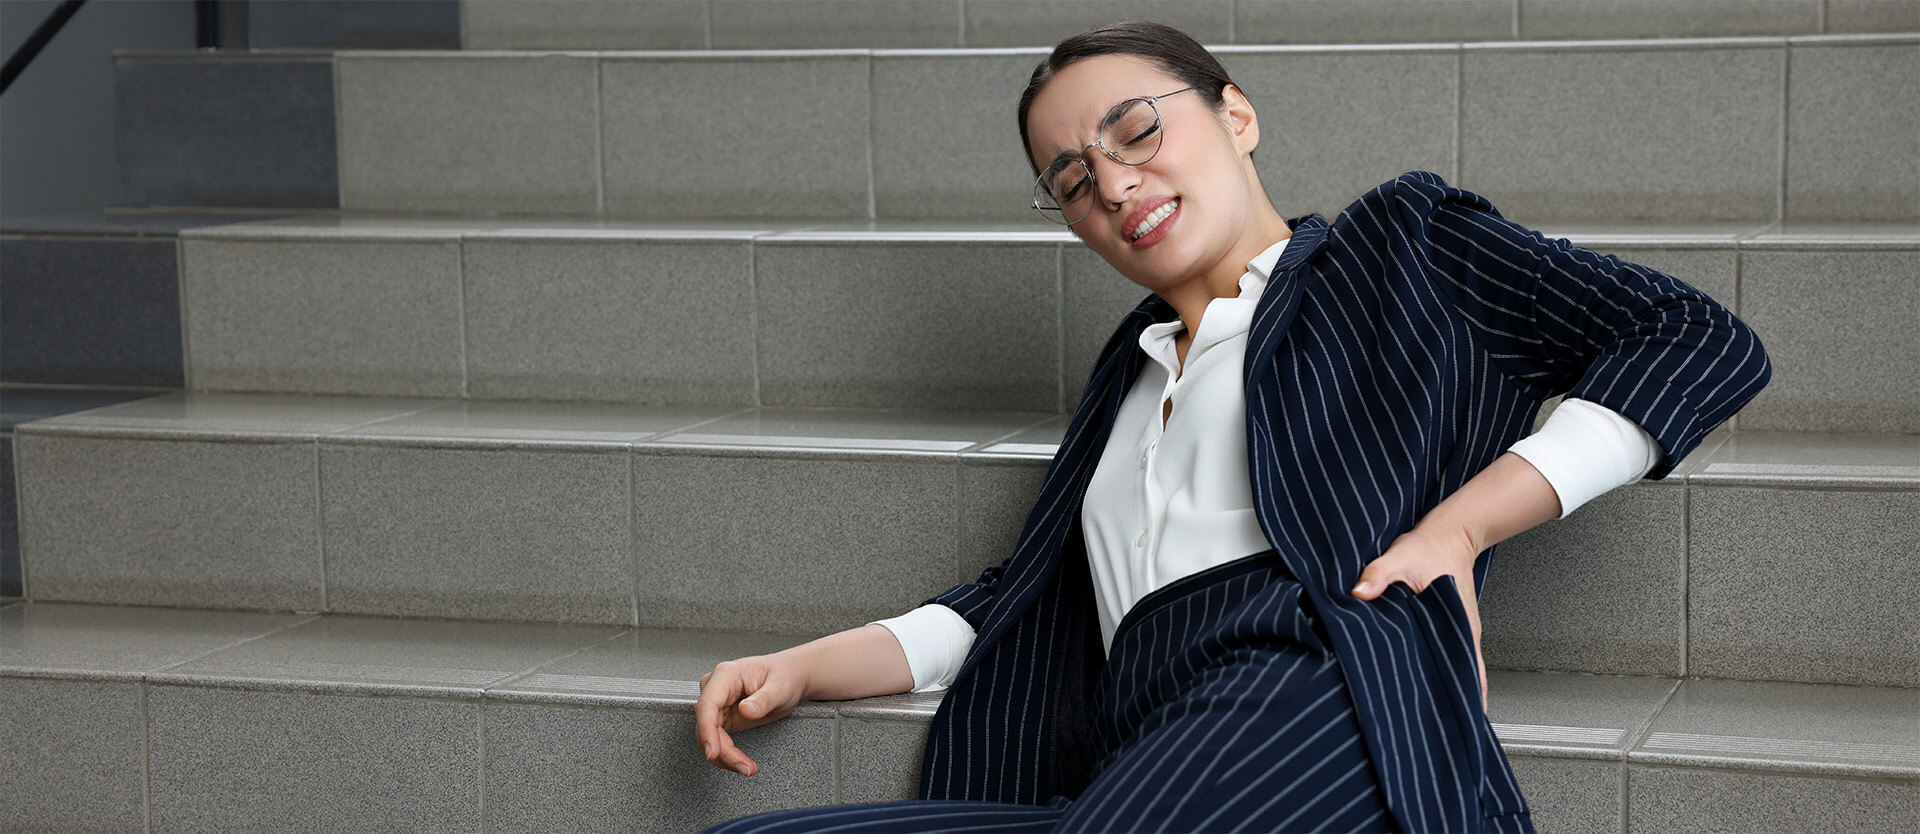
[1034,158,1093,225]
[1102,98,1164,165]
[1028,97,1166,226]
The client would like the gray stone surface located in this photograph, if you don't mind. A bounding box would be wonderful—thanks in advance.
[115,56,338,207]
[1235,0,1513,44]
[839,717,927,803]
[602,54,870,219]
[250,0,460,48]
[631,452,960,632]
[1518,0,1820,38]
[1633,679,1920,778]
[1481,484,1685,677]
[463,239,758,403]
[147,685,481,832]
[463,0,707,48]
[0,603,307,679]
[1689,431,1920,488]
[1626,765,1920,833]
[320,443,634,623]
[871,51,1045,220]
[0,237,183,386]
[21,391,439,440]
[969,415,1067,457]
[1,434,14,598]
[0,677,146,832]
[1485,670,1677,759]
[181,237,465,396]
[1063,245,1158,393]
[1786,41,1920,221]
[342,399,736,449]
[1222,48,1459,219]
[655,407,1049,453]
[1827,0,1920,32]
[1738,249,1920,431]
[754,241,1059,409]
[0,210,293,237]
[1461,43,1781,223]
[493,627,812,702]
[1506,756,1621,834]
[152,615,620,697]
[14,433,323,610]
[337,54,599,213]
[712,0,962,47]
[1688,487,1920,687]
[484,700,836,832]
[959,459,1049,580]
[964,0,1231,47]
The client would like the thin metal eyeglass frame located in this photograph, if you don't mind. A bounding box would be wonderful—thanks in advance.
[1030,86,1196,226]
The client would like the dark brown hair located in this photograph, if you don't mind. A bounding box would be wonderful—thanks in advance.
[1016,20,1238,174]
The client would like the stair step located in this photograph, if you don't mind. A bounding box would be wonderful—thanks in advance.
[113,35,1919,223]
[9,391,1917,685]
[2,601,1913,832]
[136,214,1920,430]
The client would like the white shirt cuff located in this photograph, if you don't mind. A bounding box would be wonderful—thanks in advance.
[1508,398,1661,519]
[869,604,976,693]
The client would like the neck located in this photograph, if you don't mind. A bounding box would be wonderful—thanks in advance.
[1158,201,1294,340]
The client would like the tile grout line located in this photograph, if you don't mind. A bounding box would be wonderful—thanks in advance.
[628,446,641,627]
[956,0,967,47]
[865,54,879,221]
[748,243,763,407]
[952,461,967,591]
[476,696,489,832]
[1511,0,1522,40]
[1452,47,1465,183]
[1819,0,1829,34]
[9,435,27,598]
[831,712,845,802]
[140,681,153,834]
[594,57,607,215]
[1678,485,1689,677]
[175,236,193,391]
[703,0,714,49]
[457,240,472,398]
[1619,678,1684,833]
[314,441,330,612]
[1776,44,1792,225]
[1227,0,1236,44]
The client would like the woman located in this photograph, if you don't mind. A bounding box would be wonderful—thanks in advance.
[695,21,1768,833]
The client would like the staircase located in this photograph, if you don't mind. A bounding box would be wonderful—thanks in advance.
[2,1,1915,831]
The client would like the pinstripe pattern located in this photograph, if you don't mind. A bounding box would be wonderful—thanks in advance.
[912,171,1767,833]
[710,552,1396,833]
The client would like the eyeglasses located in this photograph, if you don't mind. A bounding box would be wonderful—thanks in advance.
[1031,86,1195,226]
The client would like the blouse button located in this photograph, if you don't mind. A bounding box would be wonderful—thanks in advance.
[1135,532,1148,548]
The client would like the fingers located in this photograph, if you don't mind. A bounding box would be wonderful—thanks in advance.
[693,662,764,777]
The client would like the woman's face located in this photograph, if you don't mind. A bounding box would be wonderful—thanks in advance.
[1025,54,1264,294]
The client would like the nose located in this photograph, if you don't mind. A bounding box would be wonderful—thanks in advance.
[1088,152,1141,211]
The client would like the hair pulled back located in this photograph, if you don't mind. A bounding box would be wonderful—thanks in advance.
[1016,20,1238,174]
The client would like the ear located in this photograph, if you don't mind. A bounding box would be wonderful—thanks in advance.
[1218,83,1260,156]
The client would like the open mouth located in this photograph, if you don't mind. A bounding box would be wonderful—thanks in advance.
[1128,197,1179,243]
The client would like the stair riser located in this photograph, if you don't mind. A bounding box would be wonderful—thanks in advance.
[166,233,1920,431]
[117,38,1919,222]
[15,431,1918,685]
[4,674,1914,834]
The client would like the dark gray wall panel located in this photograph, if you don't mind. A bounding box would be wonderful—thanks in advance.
[116,56,337,207]
[1,237,183,386]
[249,0,459,49]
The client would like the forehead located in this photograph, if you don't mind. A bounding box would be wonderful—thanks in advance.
[1025,54,1181,160]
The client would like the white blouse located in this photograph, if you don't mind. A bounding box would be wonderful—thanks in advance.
[875,238,1659,692]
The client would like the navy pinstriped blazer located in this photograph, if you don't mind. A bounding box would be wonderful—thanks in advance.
[915,171,1770,832]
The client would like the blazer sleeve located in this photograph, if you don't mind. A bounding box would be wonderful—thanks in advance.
[1381,170,1771,480]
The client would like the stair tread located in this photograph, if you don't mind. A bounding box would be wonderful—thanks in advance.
[3,600,1913,776]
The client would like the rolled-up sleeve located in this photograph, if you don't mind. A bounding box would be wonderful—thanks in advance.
[870,603,976,692]
[1508,398,1661,518]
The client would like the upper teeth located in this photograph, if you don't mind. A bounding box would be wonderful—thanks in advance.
[1132,200,1178,241]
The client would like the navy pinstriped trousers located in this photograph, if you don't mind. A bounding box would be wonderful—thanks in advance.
[707,552,1398,833]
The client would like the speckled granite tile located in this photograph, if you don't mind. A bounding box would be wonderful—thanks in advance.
[1485,670,1678,760]
[653,407,1051,453]
[959,458,1048,582]
[870,51,1045,220]
[1826,0,1920,33]
[463,0,707,49]
[1482,484,1685,677]
[0,676,146,832]
[1631,678,1920,778]
[339,399,737,449]
[632,452,960,632]
[1518,0,1819,38]
[0,603,307,681]
[15,433,324,610]
[712,0,962,48]
[0,387,166,430]
[964,0,1230,47]
[19,391,441,440]
[1688,487,1920,686]
[1687,431,1920,488]
[1786,40,1920,221]
[463,238,759,403]
[149,615,621,697]
[492,627,814,706]
[485,699,835,832]
[602,53,870,219]
[754,241,1059,410]
[319,443,634,623]
[147,684,481,833]
[1627,764,1919,833]
[249,0,459,49]
[967,416,1066,458]
[1738,248,1919,431]
[1506,756,1622,834]
[839,717,928,803]
[1235,0,1512,44]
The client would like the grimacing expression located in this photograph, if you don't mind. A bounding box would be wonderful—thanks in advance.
[1024,54,1264,295]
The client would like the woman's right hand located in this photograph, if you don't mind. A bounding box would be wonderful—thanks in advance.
[695,654,808,777]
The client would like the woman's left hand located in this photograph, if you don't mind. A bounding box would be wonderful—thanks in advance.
[1349,523,1488,712]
